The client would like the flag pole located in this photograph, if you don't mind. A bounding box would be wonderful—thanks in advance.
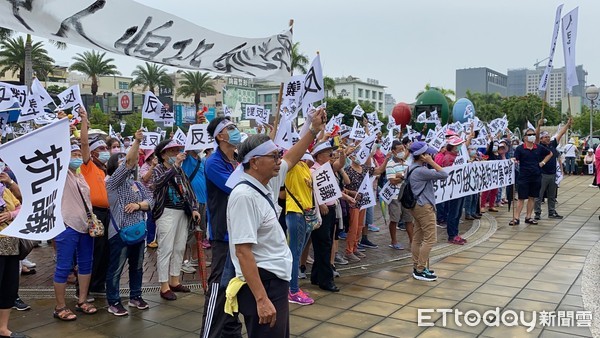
[540,90,548,121]
[270,18,293,140]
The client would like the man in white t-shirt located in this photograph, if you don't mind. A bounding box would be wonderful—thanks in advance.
[385,140,414,250]
[563,138,579,175]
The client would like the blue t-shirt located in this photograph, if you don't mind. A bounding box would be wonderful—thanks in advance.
[182,155,207,204]
[539,139,559,175]
[514,144,551,182]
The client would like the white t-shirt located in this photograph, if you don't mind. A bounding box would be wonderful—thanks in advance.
[267,159,289,217]
[227,173,292,282]
[564,144,577,158]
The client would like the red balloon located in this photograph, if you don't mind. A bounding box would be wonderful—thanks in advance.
[392,103,411,128]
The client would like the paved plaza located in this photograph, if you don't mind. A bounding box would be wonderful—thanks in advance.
[10,175,600,337]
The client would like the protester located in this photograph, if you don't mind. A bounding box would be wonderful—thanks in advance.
[563,138,578,175]
[407,141,448,281]
[385,140,413,249]
[510,128,553,225]
[152,139,201,301]
[480,139,500,213]
[105,129,154,316]
[139,149,158,248]
[440,135,469,245]
[106,137,122,155]
[463,146,482,220]
[53,143,97,320]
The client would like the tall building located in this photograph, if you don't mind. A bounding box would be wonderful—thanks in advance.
[384,93,396,116]
[334,76,386,113]
[507,68,527,96]
[455,67,507,99]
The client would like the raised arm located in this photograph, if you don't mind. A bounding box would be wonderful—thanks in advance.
[79,108,91,164]
[555,117,572,143]
[282,108,325,168]
[126,129,143,169]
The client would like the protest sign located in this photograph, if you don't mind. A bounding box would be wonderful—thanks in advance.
[56,85,83,112]
[358,174,376,210]
[184,124,215,151]
[350,118,366,140]
[312,162,342,205]
[172,128,187,145]
[140,132,161,150]
[379,181,400,205]
[351,104,365,117]
[142,91,163,120]
[355,133,377,165]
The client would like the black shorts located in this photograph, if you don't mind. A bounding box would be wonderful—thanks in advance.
[517,180,541,200]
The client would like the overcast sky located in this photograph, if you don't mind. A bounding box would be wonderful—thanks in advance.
[39,0,599,104]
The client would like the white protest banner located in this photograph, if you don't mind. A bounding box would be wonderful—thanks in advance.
[453,144,470,166]
[526,120,536,131]
[356,133,377,165]
[379,181,400,205]
[282,75,304,119]
[274,119,293,150]
[298,55,324,117]
[173,128,187,146]
[140,132,161,150]
[358,174,376,210]
[0,1,292,81]
[488,115,508,136]
[0,119,70,240]
[539,4,564,92]
[561,7,579,92]
[428,127,447,151]
[33,113,59,125]
[184,124,215,151]
[351,104,365,117]
[245,105,269,125]
[18,95,44,123]
[417,110,439,124]
[223,104,232,118]
[379,131,394,156]
[366,112,378,124]
[349,118,366,140]
[556,161,563,186]
[469,137,488,147]
[433,159,515,203]
[56,85,84,112]
[109,124,118,139]
[0,82,24,110]
[142,91,163,120]
[312,162,342,205]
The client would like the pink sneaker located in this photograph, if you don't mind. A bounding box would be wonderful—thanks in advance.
[288,289,314,305]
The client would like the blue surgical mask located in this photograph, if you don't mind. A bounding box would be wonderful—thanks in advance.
[69,158,83,170]
[167,156,177,165]
[227,128,241,146]
[98,151,110,163]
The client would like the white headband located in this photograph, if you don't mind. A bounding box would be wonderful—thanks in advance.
[242,140,278,163]
[213,120,234,139]
[89,140,107,152]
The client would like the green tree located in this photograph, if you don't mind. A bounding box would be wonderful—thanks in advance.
[290,42,309,75]
[130,62,173,93]
[123,112,158,136]
[70,50,120,103]
[177,71,216,113]
[465,91,505,122]
[46,84,68,94]
[501,94,561,131]
[571,105,600,136]
[0,36,54,84]
[88,105,110,131]
[323,76,336,98]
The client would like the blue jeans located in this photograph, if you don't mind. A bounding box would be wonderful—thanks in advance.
[54,227,94,283]
[146,210,156,243]
[286,212,311,293]
[565,157,576,174]
[106,234,145,305]
[366,206,374,225]
[446,197,465,240]
[495,187,503,204]
[436,201,448,223]
[464,193,479,217]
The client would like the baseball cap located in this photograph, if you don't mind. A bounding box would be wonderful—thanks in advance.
[409,141,437,156]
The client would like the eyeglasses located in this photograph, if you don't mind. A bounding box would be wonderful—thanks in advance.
[255,152,281,161]
[225,125,237,131]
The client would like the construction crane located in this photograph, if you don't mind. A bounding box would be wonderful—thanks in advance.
[534,57,551,68]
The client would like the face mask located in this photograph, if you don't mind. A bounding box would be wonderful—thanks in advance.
[124,141,131,147]
[527,135,536,143]
[492,146,498,152]
[227,128,241,146]
[111,148,120,155]
[469,150,477,157]
[69,158,83,170]
[98,151,110,163]
[167,156,177,165]
[397,152,405,159]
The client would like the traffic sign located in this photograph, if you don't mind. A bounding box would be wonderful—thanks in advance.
[118,92,133,112]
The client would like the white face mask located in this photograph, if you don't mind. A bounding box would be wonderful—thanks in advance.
[397,151,405,159]
[526,135,536,143]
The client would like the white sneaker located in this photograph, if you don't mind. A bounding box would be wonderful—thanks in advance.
[589,184,596,187]
[181,262,196,274]
[21,259,36,268]
[188,259,199,267]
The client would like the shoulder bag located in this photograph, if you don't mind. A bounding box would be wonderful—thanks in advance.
[76,185,104,237]
[285,186,321,231]
[111,181,147,245]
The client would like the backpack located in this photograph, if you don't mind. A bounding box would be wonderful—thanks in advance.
[400,166,427,209]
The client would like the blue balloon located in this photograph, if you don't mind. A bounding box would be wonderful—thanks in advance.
[452,98,476,123]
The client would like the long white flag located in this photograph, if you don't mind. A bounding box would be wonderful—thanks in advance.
[538,4,564,92]
[0,119,70,240]
[142,91,163,120]
[0,1,291,81]
[561,7,579,92]
[56,85,84,111]
[299,55,324,117]
[358,173,376,210]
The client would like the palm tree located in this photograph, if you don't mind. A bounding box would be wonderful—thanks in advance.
[130,62,173,94]
[0,28,12,41]
[70,50,120,103]
[0,36,54,84]
[290,42,309,75]
[177,71,216,113]
[323,76,336,98]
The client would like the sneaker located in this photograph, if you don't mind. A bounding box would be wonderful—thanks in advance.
[354,250,366,258]
[332,266,340,278]
[423,267,436,275]
[187,259,199,267]
[181,262,196,274]
[288,290,314,305]
[128,297,149,310]
[388,243,404,250]
[472,214,482,219]
[465,215,474,220]
[334,252,349,265]
[21,258,36,268]
[589,184,597,188]
[436,223,447,229]
[299,265,307,279]
[356,244,367,252]
[448,236,466,245]
[13,298,30,311]
[344,253,361,263]
[108,302,129,316]
[398,223,406,231]
[367,224,380,232]
[360,238,378,249]
[338,231,347,240]
[534,214,541,221]
[413,269,437,281]
[548,213,564,219]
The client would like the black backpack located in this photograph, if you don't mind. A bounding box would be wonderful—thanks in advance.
[400,166,427,209]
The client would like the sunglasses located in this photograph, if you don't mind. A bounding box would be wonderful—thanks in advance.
[526,134,536,136]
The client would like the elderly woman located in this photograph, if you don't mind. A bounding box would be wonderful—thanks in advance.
[53,144,97,321]
[0,173,26,337]
[139,149,158,248]
[152,139,201,301]
[105,129,154,316]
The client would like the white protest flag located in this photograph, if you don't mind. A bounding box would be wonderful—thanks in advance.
[0,82,24,110]
[164,120,174,127]
[184,124,215,151]
[18,95,44,123]
[429,127,447,151]
[223,104,232,118]
[453,144,469,166]
[425,129,436,144]
[355,133,377,165]
[358,173,376,210]
[0,1,292,81]
[527,120,536,131]
[31,78,53,106]
[430,109,439,121]
[555,161,563,186]
[109,124,118,139]
[416,112,427,123]
[539,4,564,92]
[349,118,366,140]
[379,130,394,156]
[173,128,187,146]
[282,75,304,119]
[142,91,163,120]
[140,132,161,150]
[312,162,342,205]
[245,105,269,125]
[274,118,293,150]
[351,104,365,117]
[56,85,84,111]
[387,116,398,131]
[325,116,337,133]
[299,55,324,117]
[379,181,400,205]
[561,7,579,93]
[366,112,377,124]
[0,119,70,240]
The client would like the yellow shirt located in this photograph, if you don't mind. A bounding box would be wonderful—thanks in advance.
[285,162,313,214]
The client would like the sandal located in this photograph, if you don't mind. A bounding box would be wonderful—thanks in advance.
[53,306,77,321]
[75,302,97,315]
[509,219,520,226]
[525,218,538,225]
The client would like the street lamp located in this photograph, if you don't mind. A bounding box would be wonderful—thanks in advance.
[586,84,600,145]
